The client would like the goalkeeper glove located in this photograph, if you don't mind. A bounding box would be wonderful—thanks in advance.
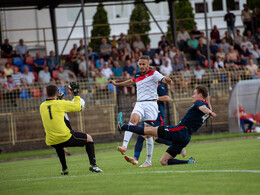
[57,91,64,100]
[68,82,80,96]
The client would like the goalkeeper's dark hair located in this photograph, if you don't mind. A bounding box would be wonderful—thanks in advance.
[195,86,208,99]
[46,85,58,97]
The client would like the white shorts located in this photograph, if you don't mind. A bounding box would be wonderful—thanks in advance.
[131,101,158,122]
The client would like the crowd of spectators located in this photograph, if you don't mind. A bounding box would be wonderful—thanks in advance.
[0,4,260,106]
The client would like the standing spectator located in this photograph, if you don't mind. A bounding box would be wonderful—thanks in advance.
[240,36,254,51]
[38,66,52,84]
[160,60,172,76]
[224,9,236,38]
[196,39,208,66]
[210,25,220,43]
[47,51,59,73]
[219,38,230,53]
[101,62,113,79]
[22,66,35,86]
[112,61,123,77]
[12,66,25,86]
[143,44,154,59]
[58,66,77,86]
[239,104,254,133]
[33,52,46,73]
[241,4,252,33]
[100,38,111,60]
[3,63,13,76]
[234,29,243,50]
[187,35,199,59]
[246,59,259,79]
[191,26,202,40]
[3,75,21,107]
[132,35,145,51]
[15,39,28,57]
[1,39,13,58]
[177,27,190,52]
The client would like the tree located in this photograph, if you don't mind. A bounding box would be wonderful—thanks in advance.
[128,0,151,45]
[167,0,196,43]
[247,0,260,10]
[89,3,110,52]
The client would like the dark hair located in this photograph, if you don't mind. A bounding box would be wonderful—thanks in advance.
[7,75,12,78]
[139,55,150,61]
[46,85,58,97]
[195,86,208,99]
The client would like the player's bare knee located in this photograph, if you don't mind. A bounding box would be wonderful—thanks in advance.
[86,134,93,142]
[160,157,168,166]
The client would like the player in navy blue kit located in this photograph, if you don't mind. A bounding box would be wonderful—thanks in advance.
[118,86,216,166]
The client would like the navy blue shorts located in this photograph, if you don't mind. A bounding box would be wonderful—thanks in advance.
[157,124,191,156]
[154,115,165,127]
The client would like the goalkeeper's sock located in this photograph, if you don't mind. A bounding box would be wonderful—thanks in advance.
[167,159,189,165]
[134,135,145,160]
[121,124,144,135]
[85,142,96,166]
[55,147,67,170]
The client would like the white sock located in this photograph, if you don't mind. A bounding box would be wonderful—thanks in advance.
[146,137,154,164]
[122,122,134,149]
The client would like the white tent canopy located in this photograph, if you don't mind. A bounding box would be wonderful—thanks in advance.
[228,80,260,133]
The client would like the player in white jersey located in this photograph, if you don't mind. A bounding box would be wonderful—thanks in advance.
[109,55,172,166]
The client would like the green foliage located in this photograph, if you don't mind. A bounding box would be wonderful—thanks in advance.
[128,0,151,45]
[167,0,196,43]
[89,3,111,52]
[247,0,260,10]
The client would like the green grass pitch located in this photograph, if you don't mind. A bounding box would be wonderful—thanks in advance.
[0,138,260,195]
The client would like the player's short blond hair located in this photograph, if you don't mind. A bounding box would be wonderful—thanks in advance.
[139,55,150,62]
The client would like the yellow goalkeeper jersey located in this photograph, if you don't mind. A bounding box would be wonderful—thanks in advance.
[40,96,81,145]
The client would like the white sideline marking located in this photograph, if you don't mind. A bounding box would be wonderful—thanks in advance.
[1,170,260,183]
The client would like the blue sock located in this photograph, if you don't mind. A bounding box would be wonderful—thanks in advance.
[121,124,144,135]
[168,159,188,165]
[155,138,171,146]
[134,136,145,160]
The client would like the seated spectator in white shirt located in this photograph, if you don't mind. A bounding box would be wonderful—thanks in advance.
[22,66,35,86]
[214,56,225,70]
[58,66,76,86]
[240,36,253,51]
[78,55,87,78]
[15,39,28,57]
[11,66,25,86]
[160,60,172,76]
[39,66,53,84]
[101,62,113,79]
[177,27,190,52]
[251,44,260,62]
[194,64,205,81]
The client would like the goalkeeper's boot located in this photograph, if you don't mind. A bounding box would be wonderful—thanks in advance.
[188,157,196,164]
[124,155,138,165]
[139,161,151,167]
[60,169,69,175]
[117,112,125,131]
[89,165,103,173]
[181,148,186,158]
[117,146,126,155]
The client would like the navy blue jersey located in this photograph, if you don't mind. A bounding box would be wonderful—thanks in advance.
[157,83,168,118]
[179,100,210,133]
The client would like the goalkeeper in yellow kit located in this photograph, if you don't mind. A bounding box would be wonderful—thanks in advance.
[40,82,102,175]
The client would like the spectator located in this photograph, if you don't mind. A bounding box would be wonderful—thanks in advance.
[112,61,123,77]
[78,55,87,78]
[199,32,207,45]
[22,66,35,86]
[0,54,7,72]
[183,57,190,69]
[163,52,172,66]
[169,46,177,59]
[160,60,172,76]
[1,39,13,58]
[219,38,230,53]
[15,39,28,57]
[123,59,135,77]
[216,46,226,60]
[101,62,113,79]
[239,103,254,133]
[241,4,252,33]
[77,39,86,55]
[38,66,53,84]
[69,44,78,56]
[3,62,13,76]
[210,25,220,43]
[191,26,202,40]
[33,52,46,73]
[196,39,208,66]
[210,39,218,60]
[223,31,234,45]
[253,8,260,33]
[117,33,126,45]
[187,34,198,59]
[111,47,119,61]
[118,38,131,52]
[193,64,205,82]
[66,49,79,76]
[255,27,260,47]
[234,29,243,50]
[158,35,170,52]
[95,71,108,91]
[111,35,118,48]
[0,71,7,87]
[132,35,145,51]
[177,27,190,51]
[100,38,111,60]
[12,66,25,86]
[95,57,105,69]
[246,59,259,79]
[143,44,154,59]
[240,45,251,65]
[181,65,192,89]
[89,62,98,79]
[224,8,236,38]
[214,56,225,70]
[151,53,161,70]
[3,75,21,107]
[46,51,59,73]
[58,66,76,86]
[246,30,256,45]
[172,58,184,72]
[251,44,260,62]
[227,46,240,64]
